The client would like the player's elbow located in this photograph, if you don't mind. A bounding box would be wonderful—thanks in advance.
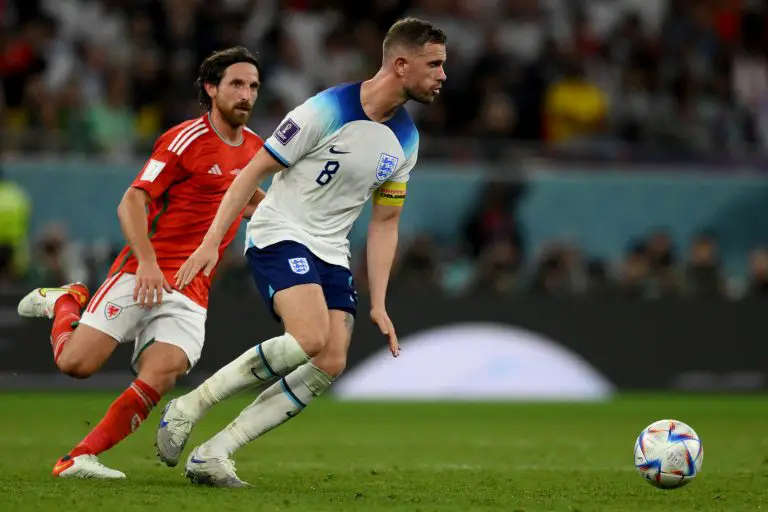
[242,205,256,220]
[370,210,400,227]
[118,187,150,218]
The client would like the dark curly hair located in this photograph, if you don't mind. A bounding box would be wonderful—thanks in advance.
[196,46,261,111]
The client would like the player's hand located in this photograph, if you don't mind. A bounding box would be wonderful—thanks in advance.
[370,308,400,357]
[175,243,219,290]
[135,260,172,309]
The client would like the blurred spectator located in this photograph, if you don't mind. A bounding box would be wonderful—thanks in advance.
[26,222,87,287]
[584,258,615,298]
[463,181,525,259]
[392,233,441,293]
[543,56,608,146]
[616,242,649,300]
[86,69,136,158]
[529,244,572,298]
[0,245,16,288]
[470,238,520,297]
[744,248,768,299]
[644,229,682,298]
[685,232,725,299]
[0,170,31,282]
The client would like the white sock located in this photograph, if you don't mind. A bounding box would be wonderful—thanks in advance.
[175,333,309,422]
[199,363,333,457]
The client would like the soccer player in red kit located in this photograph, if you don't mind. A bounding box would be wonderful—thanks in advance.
[16,46,265,479]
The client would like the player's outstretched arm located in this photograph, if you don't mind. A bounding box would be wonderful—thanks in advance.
[367,202,403,357]
[243,188,267,220]
[117,187,172,307]
[175,148,282,289]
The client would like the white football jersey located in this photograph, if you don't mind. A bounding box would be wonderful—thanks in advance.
[246,82,419,268]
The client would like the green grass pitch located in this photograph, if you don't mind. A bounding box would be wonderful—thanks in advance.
[0,393,766,511]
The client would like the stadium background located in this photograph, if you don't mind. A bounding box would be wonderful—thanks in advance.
[2,0,767,394]
[1,1,767,510]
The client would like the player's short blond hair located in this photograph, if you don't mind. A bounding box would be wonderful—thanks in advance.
[382,17,447,57]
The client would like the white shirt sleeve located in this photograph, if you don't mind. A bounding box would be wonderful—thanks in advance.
[389,133,419,183]
[263,95,337,167]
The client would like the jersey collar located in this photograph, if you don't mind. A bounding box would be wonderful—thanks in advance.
[206,112,244,147]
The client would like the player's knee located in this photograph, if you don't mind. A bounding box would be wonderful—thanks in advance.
[137,364,184,396]
[292,329,328,357]
[56,352,98,379]
[312,354,346,378]
[136,348,188,395]
[290,318,331,357]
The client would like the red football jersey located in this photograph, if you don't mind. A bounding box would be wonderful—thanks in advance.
[108,114,264,308]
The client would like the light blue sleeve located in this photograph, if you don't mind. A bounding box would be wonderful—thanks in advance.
[390,130,419,183]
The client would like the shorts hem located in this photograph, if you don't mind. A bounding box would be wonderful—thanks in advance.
[130,339,199,376]
[77,316,127,344]
[328,306,357,317]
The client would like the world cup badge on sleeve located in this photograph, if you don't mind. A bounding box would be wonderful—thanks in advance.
[376,153,399,182]
[274,118,300,145]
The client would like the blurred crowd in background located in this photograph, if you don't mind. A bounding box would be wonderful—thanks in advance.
[2,0,768,158]
[2,0,768,300]
[2,178,768,301]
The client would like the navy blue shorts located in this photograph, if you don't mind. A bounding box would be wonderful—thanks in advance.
[246,241,358,322]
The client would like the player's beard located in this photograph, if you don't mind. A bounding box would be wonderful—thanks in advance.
[220,101,252,128]
[404,85,437,105]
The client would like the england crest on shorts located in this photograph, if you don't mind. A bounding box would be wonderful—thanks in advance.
[105,301,122,320]
[288,257,310,275]
[375,153,399,182]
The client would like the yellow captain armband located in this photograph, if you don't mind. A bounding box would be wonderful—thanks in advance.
[374,181,407,206]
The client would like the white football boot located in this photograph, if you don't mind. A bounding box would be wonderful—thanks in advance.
[17,283,90,319]
[52,454,126,479]
[184,448,251,488]
[155,399,195,467]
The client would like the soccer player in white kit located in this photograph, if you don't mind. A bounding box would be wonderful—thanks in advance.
[156,17,447,487]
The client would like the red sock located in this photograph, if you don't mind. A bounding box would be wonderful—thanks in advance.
[69,379,161,457]
[51,295,83,363]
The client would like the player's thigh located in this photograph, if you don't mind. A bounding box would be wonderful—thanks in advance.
[311,309,354,377]
[273,284,330,355]
[133,292,207,390]
[64,272,144,377]
[246,242,330,353]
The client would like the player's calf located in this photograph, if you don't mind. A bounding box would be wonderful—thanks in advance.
[167,285,329,423]
[188,312,353,462]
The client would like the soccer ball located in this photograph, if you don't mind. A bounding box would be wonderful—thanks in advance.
[634,419,703,489]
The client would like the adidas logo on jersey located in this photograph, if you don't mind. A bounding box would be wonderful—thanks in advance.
[208,165,223,175]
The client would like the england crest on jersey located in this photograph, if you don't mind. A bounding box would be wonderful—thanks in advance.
[376,153,399,182]
[288,257,310,275]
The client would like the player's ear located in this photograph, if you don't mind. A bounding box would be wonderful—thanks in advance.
[393,56,408,78]
[204,82,217,100]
